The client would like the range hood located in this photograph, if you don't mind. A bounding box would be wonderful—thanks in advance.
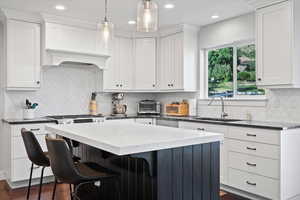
[43,48,110,68]
[42,15,111,69]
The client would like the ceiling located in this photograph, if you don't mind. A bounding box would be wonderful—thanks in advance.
[0,0,254,30]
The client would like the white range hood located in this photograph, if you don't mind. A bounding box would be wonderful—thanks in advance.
[42,15,111,69]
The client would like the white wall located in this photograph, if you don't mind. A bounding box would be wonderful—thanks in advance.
[199,13,255,49]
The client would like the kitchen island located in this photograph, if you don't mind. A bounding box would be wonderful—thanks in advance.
[46,121,223,200]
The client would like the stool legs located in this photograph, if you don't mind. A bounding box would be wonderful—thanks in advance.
[37,166,45,200]
[52,178,58,200]
[26,163,34,200]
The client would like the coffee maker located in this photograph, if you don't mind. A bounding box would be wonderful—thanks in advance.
[111,93,127,116]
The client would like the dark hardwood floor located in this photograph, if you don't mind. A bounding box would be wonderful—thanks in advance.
[0,180,248,200]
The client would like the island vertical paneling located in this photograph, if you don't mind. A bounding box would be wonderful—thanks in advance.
[76,142,220,200]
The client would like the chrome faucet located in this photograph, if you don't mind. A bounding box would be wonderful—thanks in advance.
[208,96,228,119]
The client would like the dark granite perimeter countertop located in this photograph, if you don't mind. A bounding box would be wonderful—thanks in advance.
[3,115,300,130]
[106,114,300,130]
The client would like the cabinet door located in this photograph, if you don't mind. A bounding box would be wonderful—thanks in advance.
[135,38,156,90]
[159,36,173,90]
[119,37,134,90]
[256,1,293,86]
[7,20,41,90]
[103,38,119,90]
[173,33,184,90]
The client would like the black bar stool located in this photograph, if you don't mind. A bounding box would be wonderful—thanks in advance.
[46,137,121,200]
[21,128,54,200]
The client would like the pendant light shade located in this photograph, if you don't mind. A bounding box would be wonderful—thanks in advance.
[137,0,158,32]
[100,0,113,48]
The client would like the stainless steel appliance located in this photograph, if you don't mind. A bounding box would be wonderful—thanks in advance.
[47,114,105,124]
[138,100,161,115]
[112,93,127,116]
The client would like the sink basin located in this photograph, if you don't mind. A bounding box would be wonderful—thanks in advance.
[195,117,242,122]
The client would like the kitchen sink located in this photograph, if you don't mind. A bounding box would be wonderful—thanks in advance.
[195,117,242,122]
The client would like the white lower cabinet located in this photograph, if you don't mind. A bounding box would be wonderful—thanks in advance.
[4,123,54,186]
[178,121,300,200]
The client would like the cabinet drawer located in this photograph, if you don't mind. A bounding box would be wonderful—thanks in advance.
[11,158,52,182]
[12,135,47,159]
[11,124,52,137]
[228,168,279,199]
[179,121,227,133]
[135,118,155,125]
[227,127,280,145]
[229,152,279,179]
[228,139,280,159]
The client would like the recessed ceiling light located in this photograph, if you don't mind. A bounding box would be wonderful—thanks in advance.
[164,3,175,9]
[55,5,66,11]
[128,20,136,25]
[211,15,219,19]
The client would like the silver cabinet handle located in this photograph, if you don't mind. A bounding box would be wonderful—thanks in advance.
[246,162,257,167]
[246,181,256,186]
[257,78,262,81]
[246,146,257,151]
[197,128,205,131]
[246,133,256,137]
[30,128,40,131]
[33,166,40,170]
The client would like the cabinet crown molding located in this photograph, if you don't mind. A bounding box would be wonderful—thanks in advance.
[0,8,42,23]
[246,0,289,9]
[41,13,99,30]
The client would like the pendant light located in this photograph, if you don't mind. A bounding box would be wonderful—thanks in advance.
[99,0,113,48]
[137,0,158,32]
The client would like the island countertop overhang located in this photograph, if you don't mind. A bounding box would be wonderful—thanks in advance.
[45,121,223,155]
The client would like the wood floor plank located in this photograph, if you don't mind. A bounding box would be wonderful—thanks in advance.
[0,180,248,200]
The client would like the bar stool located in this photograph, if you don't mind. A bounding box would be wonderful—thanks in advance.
[21,128,53,200]
[46,137,121,200]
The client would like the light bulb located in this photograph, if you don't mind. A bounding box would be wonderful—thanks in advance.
[143,8,152,30]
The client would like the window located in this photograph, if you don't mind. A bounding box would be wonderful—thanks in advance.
[207,43,265,98]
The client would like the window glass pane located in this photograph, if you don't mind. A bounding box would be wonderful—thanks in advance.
[208,47,234,98]
[237,44,265,95]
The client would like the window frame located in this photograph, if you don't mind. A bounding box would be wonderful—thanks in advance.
[203,40,266,100]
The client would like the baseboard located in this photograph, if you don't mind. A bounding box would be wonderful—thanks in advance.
[221,184,269,200]
[0,170,6,181]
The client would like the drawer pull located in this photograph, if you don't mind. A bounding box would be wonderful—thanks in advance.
[246,133,256,137]
[30,128,40,131]
[246,147,257,151]
[197,128,205,131]
[33,166,40,170]
[246,162,257,167]
[246,181,257,186]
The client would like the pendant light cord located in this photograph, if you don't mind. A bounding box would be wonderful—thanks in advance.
[104,0,108,21]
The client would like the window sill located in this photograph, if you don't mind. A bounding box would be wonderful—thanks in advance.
[198,97,268,107]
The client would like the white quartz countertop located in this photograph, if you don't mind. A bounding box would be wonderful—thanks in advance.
[45,121,223,155]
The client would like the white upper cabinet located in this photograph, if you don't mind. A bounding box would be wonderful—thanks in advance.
[256,0,300,88]
[158,25,198,91]
[6,20,41,90]
[134,38,156,90]
[103,37,134,90]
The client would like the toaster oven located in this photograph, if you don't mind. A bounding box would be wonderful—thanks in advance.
[138,100,161,115]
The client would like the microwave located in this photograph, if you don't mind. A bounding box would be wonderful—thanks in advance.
[138,100,161,115]
[165,102,189,116]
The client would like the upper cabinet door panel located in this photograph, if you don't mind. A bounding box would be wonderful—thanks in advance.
[119,37,134,90]
[7,20,41,89]
[256,1,293,86]
[135,38,156,90]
